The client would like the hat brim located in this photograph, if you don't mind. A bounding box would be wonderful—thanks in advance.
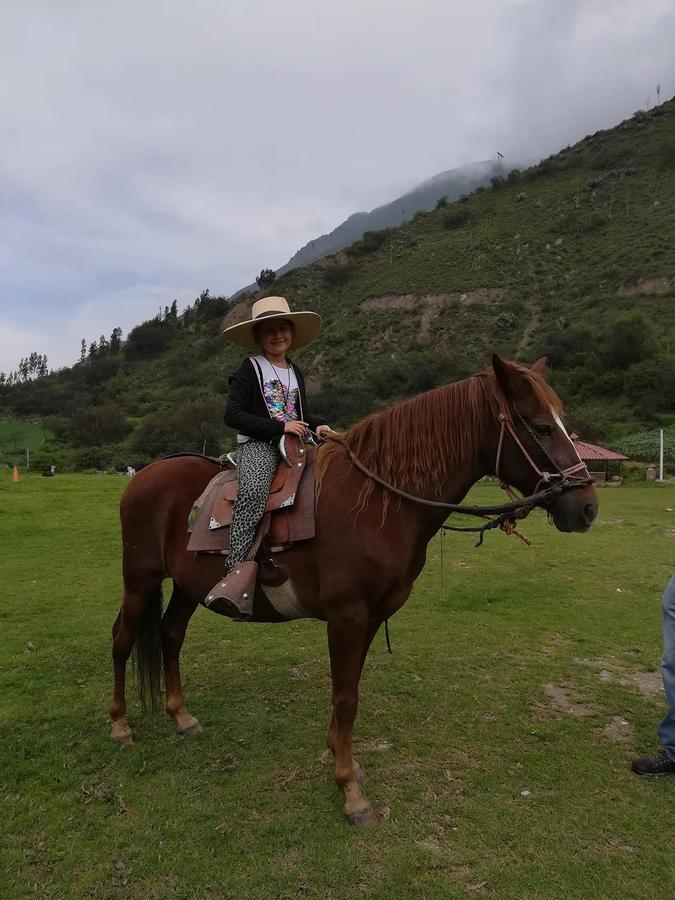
[221,310,321,352]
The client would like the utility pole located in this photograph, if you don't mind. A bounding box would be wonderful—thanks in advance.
[497,151,504,176]
[659,429,664,482]
[657,83,661,104]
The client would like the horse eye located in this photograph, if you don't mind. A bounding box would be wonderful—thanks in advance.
[534,423,553,437]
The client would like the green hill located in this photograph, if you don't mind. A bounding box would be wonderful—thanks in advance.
[2,99,674,470]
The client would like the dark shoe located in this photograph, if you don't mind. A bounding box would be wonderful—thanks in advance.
[631,749,675,776]
[204,561,257,620]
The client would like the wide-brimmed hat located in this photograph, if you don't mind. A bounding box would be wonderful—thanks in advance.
[221,296,321,352]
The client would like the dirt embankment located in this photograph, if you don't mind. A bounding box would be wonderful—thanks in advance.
[360,289,506,339]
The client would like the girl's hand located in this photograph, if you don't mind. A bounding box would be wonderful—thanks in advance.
[315,425,336,440]
[284,420,309,437]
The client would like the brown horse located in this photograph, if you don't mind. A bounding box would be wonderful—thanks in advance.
[109,355,598,826]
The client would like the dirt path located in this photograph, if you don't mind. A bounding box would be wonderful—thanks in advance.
[515,297,540,360]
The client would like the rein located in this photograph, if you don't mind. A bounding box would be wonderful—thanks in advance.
[320,404,591,543]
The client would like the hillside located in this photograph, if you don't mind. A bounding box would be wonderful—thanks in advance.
[235,160,497,293]
[2,99,674,471]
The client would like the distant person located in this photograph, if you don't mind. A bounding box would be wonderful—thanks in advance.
[205,296,334,620]
[42,464,56,477]
[126,466,136,477]
[632,574,675,775]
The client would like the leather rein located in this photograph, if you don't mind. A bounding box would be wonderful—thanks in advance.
[320,404,591,530]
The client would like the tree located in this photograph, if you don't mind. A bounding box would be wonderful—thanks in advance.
[98,334,109,356]
[169,300,178,318]
[606,312,655,368]
[88,340,98,358]
[69,403,131,446]
[132,396,224,456]
[109,327,122,353]
[124,319,171,360]
[80,339,87,363]
[256,268,276,290]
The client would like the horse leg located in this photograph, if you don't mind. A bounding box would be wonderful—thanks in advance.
[161,585,202,736]
[327,617,381,786]
[327,608,376,826]
[109,581,160,745]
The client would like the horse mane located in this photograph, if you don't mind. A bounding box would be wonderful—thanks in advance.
[315,360,563,516]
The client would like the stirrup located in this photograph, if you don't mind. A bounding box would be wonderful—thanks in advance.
[204,561,257,620]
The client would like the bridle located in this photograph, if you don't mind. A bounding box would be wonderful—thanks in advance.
[495,406,591,500]
[317,400,592,526]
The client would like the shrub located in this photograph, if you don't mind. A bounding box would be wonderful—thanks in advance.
[605,312,655,369]
[323,262,354,287]
[435,195,448,209]
[125,320,173,361]
[69,404,131,446]
[345,228,395,257]
[443,208,476,230]
[132,396,225,456]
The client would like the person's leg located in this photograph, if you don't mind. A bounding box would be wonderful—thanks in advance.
[657,575,675,756]
[204,440,280,618]
[632,575,675,775]
[225,440,280,570]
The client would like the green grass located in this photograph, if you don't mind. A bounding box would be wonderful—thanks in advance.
[0,420,50,463]
[1,472,674,898]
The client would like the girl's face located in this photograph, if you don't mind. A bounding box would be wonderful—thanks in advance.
[256,319,293,357]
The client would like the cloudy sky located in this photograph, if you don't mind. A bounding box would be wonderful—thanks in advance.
[1,0,673,372]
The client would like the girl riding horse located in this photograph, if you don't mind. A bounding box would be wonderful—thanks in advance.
[205,296,334,619]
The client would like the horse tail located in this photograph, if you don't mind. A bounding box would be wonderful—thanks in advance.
[132,584,164,710]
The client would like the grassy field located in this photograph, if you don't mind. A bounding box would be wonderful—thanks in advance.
[1,471,674,899]
[0,421,50,465]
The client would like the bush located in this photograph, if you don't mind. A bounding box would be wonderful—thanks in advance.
[435,195,448,209]
[443,208,476,230]
[541,327,593,368]
[345,228,395,257]
[132,396,225,457]
[72,445,115,471]
[69,404,131,446]
[125,320,173,361]
[323,262,354,287]
[605,312,655,369]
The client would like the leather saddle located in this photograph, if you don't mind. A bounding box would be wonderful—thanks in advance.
[187,435,316,554]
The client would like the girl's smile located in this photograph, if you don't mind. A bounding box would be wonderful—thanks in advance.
[257,320,293,363]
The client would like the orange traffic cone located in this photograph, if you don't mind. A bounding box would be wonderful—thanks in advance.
[13,464,20,483]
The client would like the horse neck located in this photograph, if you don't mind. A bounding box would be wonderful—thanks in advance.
[335,374,500,532]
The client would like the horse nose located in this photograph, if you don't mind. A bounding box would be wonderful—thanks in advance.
[583,502,597,525]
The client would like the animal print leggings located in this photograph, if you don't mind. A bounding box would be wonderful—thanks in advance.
[225,439,281,571]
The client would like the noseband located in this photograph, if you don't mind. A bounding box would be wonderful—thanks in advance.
[495,407,591,500]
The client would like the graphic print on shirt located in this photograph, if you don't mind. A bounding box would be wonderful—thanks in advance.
[254,355,300,423]
[262,378,299,422]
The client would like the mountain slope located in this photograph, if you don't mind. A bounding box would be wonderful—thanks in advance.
[236,160,498,294]
[2,100,674,470]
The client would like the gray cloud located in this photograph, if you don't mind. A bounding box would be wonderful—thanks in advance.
[1,0,673,370]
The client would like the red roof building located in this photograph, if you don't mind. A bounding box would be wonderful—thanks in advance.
[570,433,628,483]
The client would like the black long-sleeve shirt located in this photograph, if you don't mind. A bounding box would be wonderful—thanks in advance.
[224,356,327,443]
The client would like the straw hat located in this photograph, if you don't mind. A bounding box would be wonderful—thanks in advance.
[222,296,321,352]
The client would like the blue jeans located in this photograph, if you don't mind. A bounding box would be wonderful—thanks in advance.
[658,575,675,758]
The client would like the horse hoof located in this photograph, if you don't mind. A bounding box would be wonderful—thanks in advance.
[111,721,133,747]
[177,717,203,738]
[355,766,368,785]
[345,804,377,828]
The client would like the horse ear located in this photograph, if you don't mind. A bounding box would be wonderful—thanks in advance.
[492,353,519,397]
[530,357,548,378]
[492,353,529,402]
